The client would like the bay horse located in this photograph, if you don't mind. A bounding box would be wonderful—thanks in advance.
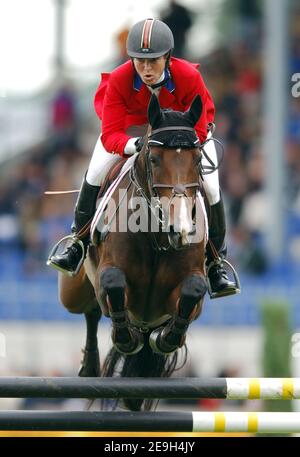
[58,94,208,410]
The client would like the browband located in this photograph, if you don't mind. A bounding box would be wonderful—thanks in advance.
[148,126,200,149]
[149,126,196,136]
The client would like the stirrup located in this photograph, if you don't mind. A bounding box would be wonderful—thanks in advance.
[207,257,241,299]
[46,235,86,277]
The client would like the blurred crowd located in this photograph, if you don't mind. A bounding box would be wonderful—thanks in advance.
[0,1,300,279]
[0,83,89,274]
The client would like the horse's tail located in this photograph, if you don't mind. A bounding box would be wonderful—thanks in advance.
[101,331,187,411]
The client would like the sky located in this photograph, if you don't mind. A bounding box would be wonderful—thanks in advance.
[0,0,215,95]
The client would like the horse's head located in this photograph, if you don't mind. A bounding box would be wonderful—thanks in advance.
[144,94,204,249]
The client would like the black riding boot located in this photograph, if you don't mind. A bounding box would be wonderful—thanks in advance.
[206,196,240,299]
[47,176,100,276]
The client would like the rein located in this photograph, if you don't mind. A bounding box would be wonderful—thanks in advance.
[130,157,170,252]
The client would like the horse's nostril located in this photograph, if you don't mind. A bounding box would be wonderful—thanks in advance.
[192,205,196,221]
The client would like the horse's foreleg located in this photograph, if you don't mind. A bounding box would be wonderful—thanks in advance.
[100,267,144,355]
[150,274,207,354]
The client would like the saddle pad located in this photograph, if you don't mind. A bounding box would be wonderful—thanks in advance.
[90,154,137,245]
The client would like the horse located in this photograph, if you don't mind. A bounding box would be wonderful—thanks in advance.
[58,94,208,410]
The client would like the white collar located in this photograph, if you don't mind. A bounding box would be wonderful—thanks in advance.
[147,71,165,95]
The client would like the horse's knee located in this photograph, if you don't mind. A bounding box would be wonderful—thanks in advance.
[178,275,207,319]
[100,267,126,308]
[181,275,207,302]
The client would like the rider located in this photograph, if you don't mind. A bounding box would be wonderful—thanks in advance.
[47,18,239,299]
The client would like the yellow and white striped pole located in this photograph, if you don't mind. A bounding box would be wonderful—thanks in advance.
[226,378,300,400]
[192,412,300,433]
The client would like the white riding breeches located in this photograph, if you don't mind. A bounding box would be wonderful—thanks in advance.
[86,134,220,205]
[201,132,220,205]
[86,136,121,186]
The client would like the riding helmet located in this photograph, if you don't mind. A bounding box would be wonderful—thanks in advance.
[126,18,174,59]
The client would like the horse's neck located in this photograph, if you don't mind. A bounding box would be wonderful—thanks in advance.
[135,152,147,184]
[134,126,152,198]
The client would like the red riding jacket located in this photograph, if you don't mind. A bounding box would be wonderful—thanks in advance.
[94,57,215,156]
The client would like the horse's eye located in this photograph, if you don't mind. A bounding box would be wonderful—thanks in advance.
[194,153,202,165]
[149,154,160,166]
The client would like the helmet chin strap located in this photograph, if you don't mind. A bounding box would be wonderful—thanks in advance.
[148,72,170,90]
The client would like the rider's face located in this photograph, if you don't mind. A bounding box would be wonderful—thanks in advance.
[133,55,167,86]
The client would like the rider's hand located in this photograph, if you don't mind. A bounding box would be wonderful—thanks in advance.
[124,137,144,155]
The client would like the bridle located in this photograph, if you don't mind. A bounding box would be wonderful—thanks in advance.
[130,125,207,251]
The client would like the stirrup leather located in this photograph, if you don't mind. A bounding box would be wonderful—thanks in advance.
[206,257,241,299]
[46,234,86,277]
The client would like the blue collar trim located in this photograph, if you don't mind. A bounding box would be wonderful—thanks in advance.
[133,73,143,91]
[133,69,175,92]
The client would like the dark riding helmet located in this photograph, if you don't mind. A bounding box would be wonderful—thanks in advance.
[126,18,174,59]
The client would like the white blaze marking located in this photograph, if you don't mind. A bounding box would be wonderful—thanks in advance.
[178,197,192,245]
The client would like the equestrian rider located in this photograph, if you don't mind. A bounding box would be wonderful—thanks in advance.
[47,18,240,299]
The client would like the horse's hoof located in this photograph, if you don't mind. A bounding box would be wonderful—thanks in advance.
[113,329,144,355]
[78,348,101,377]
[149,327,179,355]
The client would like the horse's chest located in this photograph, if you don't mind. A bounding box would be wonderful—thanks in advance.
[151,275,177,292]
[154,259,186,287]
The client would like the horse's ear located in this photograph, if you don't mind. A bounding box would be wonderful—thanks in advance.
[148,94,162,128]
[186,95,203,126]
